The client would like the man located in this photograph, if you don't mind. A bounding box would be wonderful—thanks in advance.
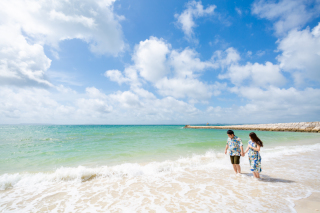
[224,130,244,174]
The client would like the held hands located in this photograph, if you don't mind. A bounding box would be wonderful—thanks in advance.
[241,152,245,157]
[225,150,227,155]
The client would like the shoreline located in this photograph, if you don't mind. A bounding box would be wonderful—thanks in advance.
[294,192,320,213]
[184,121,320,133]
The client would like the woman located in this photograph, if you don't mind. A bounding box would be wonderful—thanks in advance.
[244,132,263,178]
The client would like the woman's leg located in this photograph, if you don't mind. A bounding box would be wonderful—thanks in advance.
[252,172,256,178]
[255,172,260,178]
[253,172,260,178]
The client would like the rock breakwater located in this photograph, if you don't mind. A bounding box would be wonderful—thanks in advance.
[184,122,320,133]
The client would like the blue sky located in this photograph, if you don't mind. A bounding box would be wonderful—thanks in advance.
[0,0,320,124]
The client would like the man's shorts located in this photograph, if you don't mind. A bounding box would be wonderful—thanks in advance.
[230,155,240,164]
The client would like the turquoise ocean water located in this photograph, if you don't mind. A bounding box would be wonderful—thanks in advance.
[1,125,319,175]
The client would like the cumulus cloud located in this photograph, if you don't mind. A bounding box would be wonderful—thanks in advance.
[0,25,52,87]
[104,69,131,85]
[0,0,125,87]
[204,85,320,123]
[110,91,141,109]
[219,61,286,88]
[175,0,216,41]
[211,47,241,69]
[227,86,320,122]
[207,24,320,122]
[133,37,170,83]
[170,48,217,78]
[106,37,220,101]
[0,87,74,123]
[0,0,125,55]
[155,78,213,100]
[0,85,205,124]
[212,47,285,88]
[277,22,320,84]
[252,0,320,35]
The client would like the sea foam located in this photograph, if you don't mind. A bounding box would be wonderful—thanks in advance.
[1,143,319,191]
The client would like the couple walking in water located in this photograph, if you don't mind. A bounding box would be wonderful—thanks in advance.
[224,130,263,178]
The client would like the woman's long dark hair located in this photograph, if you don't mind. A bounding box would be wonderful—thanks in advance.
[249,132,263,147]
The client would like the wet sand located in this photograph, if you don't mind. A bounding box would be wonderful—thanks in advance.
[295,192,320,213]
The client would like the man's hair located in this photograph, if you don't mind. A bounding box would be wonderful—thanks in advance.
[227,130,234,135]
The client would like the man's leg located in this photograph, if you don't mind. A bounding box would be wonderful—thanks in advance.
[232,164,237,174]
[235,156,241,174]
[230,156,237,174]
[236,165,241,174]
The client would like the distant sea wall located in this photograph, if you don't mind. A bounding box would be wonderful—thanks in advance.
[184,122,320,133]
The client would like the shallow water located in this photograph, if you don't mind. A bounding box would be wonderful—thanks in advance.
[0,125,320,212]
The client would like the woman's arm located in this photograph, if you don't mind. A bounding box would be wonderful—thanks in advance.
[244,146,250,154]
[250,144,260,152]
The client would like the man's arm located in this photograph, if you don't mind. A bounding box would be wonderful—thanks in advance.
[238,138,244,156]
[225,144,229,154]
[240,146,244,156]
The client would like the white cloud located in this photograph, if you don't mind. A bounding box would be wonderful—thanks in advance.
[133,37,170,83]
[235,7,242,16]
[256,50,265,57]
[110,91,141,108]
[0,25,52,87]
[1,81,319,124]
[47,70,82,86]
[105,38,172,87]
[170,48,217,78]
[155,78,212,100]
[0,0,125,55]
[175,0,216,41]
[211,47,241,69]
[228,86,320,122]
[211,47,286,88]
[104,69,130,85]
[131,86,156,99]
[0,85,205,124]
[0,87,74,122]
[277,22,320,83]
[106,37,220,101]
[203,85,320,123]
[0,0,125,87]
[252,0,320,35]
[219,61,286,88]
[77,98,113,116]
[107,89,201,122]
